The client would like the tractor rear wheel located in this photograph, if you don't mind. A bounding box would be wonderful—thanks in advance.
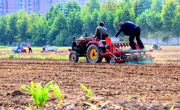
[69,51,79,63]
[86,44,102,63]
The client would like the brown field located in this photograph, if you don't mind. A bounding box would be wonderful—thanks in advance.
[0,46,180,110]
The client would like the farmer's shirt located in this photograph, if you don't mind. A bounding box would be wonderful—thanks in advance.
[115,21,138,37]
[20,45,24,51]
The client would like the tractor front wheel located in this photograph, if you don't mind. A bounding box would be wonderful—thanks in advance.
[86,44,102,63]
[69,51,79,63]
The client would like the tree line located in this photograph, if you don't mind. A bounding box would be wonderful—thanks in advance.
[0,0,179,46]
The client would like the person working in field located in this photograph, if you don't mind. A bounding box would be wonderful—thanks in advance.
[20,44,24,52]
[93,22,108,39]
[114,21,145,50]
[27,45,33,53]
[20,44,27,53]
[151,43,162,50]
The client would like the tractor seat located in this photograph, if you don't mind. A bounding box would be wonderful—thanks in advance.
[100,33,108,42]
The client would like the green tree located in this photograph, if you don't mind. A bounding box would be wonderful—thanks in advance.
[113,3,135,34]
[53,29,70,46]
[0,16,7,44]
[65,1,81,16]
[32,18,47,46]
[136,10,152,37]
[46,12,68,45]
[145,0,163,36]
[101,0,119,12]
[98,10,108,27]
[16,12,29,41]
[7,13,18,42]
[161,0,177,31]
[133,0,152,17]
[172,6,180,36]
[151,0,163,12]
[28,12,40,41]
[161,0,177,40]
[67,11,83,37]
[83,10,99,36]
[89,10,99,36]
[146,11,162,31]
[146,11,163,38]
[98,10,115,37]
[52,4,62,18]
[106,11,116,37]
[45,5,55,20]
[86,0,100,13]
[82,12,91,36]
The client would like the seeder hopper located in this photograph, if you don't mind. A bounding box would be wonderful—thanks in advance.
[69,34,154,64]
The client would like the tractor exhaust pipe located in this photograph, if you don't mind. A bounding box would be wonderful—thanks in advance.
[72,36,76,51]
[69,36,76,51]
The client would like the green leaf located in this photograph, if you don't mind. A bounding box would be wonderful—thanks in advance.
[44,81,53,89]
[31,81,34,88]
[21,85,30,91]
[170,104,174,110]
[79,82,88,91]
[51,83,62,103]
[88,85,91,92]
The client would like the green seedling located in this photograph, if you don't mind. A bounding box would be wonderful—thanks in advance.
[17,55,22,58]
[170,104,174,110]
[79,82,92,100]
[21,81,52,108]
[9,54,15,58]
[51,82,62,103]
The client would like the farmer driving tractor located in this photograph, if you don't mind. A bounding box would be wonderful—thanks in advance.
[93,22,108,39]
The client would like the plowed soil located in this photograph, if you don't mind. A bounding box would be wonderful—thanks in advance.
[1,46,180,110]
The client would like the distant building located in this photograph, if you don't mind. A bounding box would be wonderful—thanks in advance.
[0,0,41,15]
[0,0,106,16]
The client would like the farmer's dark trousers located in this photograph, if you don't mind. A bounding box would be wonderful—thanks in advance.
[129,27,145,50]
[29,48,32,53]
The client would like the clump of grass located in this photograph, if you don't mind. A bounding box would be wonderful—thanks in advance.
[9,54,23,58]
[9,54,15,58]
[17,55,23,58]
[79,57,86,60]
[45,56,53,59]
[8,54,24,58]
[55,56,68,60]
[79,82,92,100]
[21,81,52,109]
[4,54,87,61]
[33,55,43,59]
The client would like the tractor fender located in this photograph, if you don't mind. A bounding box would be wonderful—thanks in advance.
[86,41,104,47]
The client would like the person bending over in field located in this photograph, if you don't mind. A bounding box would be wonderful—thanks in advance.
[27,45,33,53]
[20,44,24,52]
[114,21,145,50]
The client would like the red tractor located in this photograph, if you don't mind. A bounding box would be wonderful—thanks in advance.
[69,34,154,64]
